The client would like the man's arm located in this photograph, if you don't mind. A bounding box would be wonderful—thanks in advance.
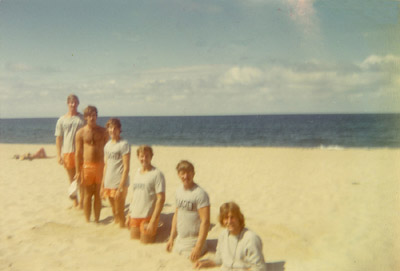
[246,235,267,271]
[74,129,84,182]
[148,192,165,234]
[100,156,108,197]
[116,152,130,199]
[56,136,63,165]
[190,205,210,262]
[194,259,217,269]
[118,153,130,189]
[166,208,178,252]
[104,128,109,144]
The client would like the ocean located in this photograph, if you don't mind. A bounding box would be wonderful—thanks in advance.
[0,114,399,148]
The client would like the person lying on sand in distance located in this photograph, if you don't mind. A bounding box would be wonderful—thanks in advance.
[13,148,47,161]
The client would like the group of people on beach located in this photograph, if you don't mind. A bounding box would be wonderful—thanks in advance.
[54,94,267,270]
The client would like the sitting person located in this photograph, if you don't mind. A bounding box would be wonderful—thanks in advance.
[13,148,47,160]
[195,202,267,271]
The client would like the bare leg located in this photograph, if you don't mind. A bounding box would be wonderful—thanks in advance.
[93,183,102,223]
[130,227,141,239]
[116,189,128,227]
[66,168,79,207]
[78,183,84,209]
[33,148,46,159]
[84,185,95,222]
[108,197,118,223]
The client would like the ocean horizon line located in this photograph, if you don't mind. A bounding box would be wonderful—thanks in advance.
[1,112,399,120]
[1,142,398,151]
[1,114,399,148]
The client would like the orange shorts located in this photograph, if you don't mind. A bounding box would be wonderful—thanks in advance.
[82,162,104,186]
[102,188,118,198]
[63,153,75,169]
[129,217,157,236]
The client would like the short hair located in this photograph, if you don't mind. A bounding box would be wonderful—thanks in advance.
[176,160,195,173]
[106,118,122,130]
[67,94,79,104]
[218,202,245,230]
[137,145,153,157]
[83,105,98,118]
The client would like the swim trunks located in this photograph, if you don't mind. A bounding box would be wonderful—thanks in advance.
[82,162,104,186]
[129,217,158,236]
[102,188,118,198]
[63,153,76,169]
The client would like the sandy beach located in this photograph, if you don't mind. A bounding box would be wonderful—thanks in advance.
[0,143,399,271]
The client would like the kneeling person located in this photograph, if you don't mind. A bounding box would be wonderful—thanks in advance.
[127,145,165,243]
[166,160,210,262]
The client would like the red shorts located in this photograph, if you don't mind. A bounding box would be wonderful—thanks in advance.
[63,153,75,169]
[129,217,157,236]
[82,162,104,186]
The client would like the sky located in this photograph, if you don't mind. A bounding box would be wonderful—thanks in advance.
[0,0,399,118]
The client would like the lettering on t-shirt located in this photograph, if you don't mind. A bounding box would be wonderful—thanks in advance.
[177,199,196,211]
[107,152,121,160]
[133,183,145,190]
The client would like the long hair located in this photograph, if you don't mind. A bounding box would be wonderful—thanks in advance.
[218,202,245,230]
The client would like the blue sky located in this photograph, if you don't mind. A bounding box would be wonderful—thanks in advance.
[1,0,399,118]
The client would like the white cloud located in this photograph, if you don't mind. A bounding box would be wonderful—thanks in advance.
[219,66,263,86]
[1,56,399,117]
[359,54,400,70]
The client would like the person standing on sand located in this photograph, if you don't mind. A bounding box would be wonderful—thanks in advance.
[101,118,131,228]
[166,160,210,262]
[194,202,266,271]
[55,94,85,208]
[127,145,166,243]
[75,106,109,223]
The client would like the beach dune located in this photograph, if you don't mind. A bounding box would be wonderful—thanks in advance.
[1,144,399,271]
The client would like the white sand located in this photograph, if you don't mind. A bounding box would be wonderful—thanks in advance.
[1,144,399,271]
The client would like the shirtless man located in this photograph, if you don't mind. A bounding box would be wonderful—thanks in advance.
[75,106,109,223]
[55,94,84,207]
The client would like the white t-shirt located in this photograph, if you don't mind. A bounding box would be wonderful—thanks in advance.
[175,183,210,239]
[214,228,266,271]
[129,167,165,218]
[104,139,130,189]
[54,114,84,154]
[173,183,210,255]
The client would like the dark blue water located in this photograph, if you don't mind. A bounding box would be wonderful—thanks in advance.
[0,114,399,148]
